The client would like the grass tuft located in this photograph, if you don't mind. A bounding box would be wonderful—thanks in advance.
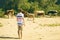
[0,23,3,27]
[39,23,60,27]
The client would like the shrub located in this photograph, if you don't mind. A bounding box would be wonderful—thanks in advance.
[0,9,4,18]
[0,23,3,27]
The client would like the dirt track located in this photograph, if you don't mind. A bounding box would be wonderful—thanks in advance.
[0,17,60,40]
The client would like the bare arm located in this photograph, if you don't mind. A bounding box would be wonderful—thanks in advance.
[23,18,25,26]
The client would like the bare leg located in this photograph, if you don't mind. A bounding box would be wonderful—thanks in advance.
[18,26,22,39]
[33,16,35,23]
[33,17,34,23]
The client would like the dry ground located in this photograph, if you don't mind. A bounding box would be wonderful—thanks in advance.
[0,17,60,40]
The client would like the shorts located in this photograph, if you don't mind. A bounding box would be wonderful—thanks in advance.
[18,23,23,26]
[18,26,22,30]
[18,23,23,30]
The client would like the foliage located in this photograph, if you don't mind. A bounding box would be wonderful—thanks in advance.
[0,23,3,27]
[0,0,60,16]
[39,23,60,27]
[0,8,4,17]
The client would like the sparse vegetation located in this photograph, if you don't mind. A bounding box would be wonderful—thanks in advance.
[0,9,4,17]
[0,23,3,27]
[39,23,60,27]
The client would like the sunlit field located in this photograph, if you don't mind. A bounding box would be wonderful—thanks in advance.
[0,17,60,40]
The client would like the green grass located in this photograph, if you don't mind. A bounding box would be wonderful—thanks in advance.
[0,23,3,27]
[39,23,60,27]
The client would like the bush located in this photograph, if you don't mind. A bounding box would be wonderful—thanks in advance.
[0,9,4,17]
[0,23,3,27]
[58,10,60,16]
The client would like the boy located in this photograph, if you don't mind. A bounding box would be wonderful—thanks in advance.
[16,9,25,39]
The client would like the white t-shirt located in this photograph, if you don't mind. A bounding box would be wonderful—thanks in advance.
[16,12,24,23]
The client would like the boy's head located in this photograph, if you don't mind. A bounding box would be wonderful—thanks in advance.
[18,9,23,12]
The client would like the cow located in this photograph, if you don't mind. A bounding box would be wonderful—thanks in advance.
[4,9,15,18]
[27,13,35,23]
[48,10,58,17]
[21,10,35,23]
[35,11,45,17]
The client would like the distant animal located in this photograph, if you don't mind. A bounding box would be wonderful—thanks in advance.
[48,10,58,17]
[21,11,35,23]
[27,13,35,23]
[4,9,14,18]
[35,11,45,17]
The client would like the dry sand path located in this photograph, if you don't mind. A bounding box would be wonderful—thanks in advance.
[0,17,60,40]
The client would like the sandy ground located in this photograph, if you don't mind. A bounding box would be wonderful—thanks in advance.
[0,17,60,40]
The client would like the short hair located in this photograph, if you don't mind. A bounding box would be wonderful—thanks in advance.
[18,9,23,12]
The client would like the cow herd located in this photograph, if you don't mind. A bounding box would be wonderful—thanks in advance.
[4,9,58,23]
[5,9,58,20]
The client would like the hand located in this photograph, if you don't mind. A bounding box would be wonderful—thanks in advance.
[23,21,25,26]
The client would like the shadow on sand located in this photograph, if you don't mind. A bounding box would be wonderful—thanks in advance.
[0,36,19,39]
